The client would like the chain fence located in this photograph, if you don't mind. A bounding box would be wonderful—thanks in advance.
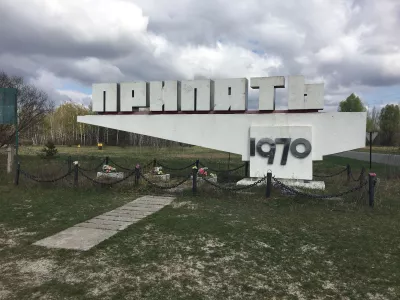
[313,167,348,178]
[139,171,192,189]
[107,158,133,171]
[20,169,73,183]
[198,161,245,173]
[156,161,195,171]
[77,167,137,185]
[78,159,106,172]
[272,177,368,199]
[201,176,266,191]
[15,156,376,205]
[349,167,366,182]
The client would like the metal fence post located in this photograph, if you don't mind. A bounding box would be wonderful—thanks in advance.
[74,164,79,187]
[195,159,199,169]
[153,159,157,168]
[360,167,365,187]
[14,162,20,186]
[266,171,272,198]
[369,173,376,208]
[192,167,197,194]
[135,165,140,185]
[245,161,249,177]
[105,156,109,165]
[68,156,72,173]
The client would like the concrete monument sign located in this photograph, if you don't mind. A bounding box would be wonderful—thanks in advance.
[78,76,366,180]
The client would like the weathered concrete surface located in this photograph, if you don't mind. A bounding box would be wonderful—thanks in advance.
[332,151,400,166]
[33,196,175,251]
[33,227,118,251]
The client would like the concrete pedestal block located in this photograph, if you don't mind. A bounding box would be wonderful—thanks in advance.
[191,175,218,185]
[149,174,170,181]
[96,172,124,179]
[236,177,325,190]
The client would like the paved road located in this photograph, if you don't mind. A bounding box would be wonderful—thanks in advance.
[332,151,400,166]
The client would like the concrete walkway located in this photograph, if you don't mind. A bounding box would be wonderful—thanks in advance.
[332,151,400,166]
[33,195,175,251]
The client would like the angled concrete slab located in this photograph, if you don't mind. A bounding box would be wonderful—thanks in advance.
[33,227,118,251]
[75,221,129,231]
[33,195,175,251]
[95,215,140,222]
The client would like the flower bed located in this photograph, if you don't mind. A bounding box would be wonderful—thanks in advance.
[96,164,124,179]
[148,166,170,181]
[191,166,218,184]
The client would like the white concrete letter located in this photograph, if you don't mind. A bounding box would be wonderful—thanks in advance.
[120,82,149,112]
[287,75,305,110]
[149,81,181,111]
[304,83,324,109]
[213,78,248,111]
[92,83,118,112]
[250,76,285,110]
[181,80,212,111]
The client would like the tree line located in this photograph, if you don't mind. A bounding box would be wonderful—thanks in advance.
[1,71,399,148]
[0,71,185,148]
[338,93,400,146]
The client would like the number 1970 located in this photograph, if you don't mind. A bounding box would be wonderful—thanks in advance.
[249,138,312,165]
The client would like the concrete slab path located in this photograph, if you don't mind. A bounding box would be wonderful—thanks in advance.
[33,195,175,251]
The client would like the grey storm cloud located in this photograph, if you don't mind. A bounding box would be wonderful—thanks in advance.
[0,0,399,109]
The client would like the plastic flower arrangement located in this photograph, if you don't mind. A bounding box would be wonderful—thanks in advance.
[198,167,217,178]
[153,166,163,175]
[102,164,116,173]
[198,167,208,177]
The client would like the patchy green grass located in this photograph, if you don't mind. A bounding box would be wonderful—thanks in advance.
[0,146,399,299]
[356,146,400,155]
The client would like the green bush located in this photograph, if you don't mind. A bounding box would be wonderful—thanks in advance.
[41,140,58,158]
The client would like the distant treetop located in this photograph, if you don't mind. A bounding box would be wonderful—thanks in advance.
[338,93,367,112]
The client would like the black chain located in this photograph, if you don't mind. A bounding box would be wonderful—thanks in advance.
[20,169,73,183]
[201,176,266,191]
[350,168,365,182]
[156,161,195,171]
[313,167,348,178]
[78,159,106,172]
[139,171,192,189]
[78,168,136,185]
[198,162,245,173]
[272,177,368,199]
[108,158,133,171]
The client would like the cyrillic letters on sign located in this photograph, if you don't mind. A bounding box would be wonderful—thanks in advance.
[91,75,324,112]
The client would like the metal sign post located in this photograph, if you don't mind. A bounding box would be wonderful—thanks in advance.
[366,132,378,170]
[0,88,18,166]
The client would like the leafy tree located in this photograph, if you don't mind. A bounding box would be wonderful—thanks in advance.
[366,106,380,132]
[0,71,54,148]
[379,104,400,145]
[338,93,367,112]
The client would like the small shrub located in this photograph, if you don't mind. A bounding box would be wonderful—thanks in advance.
[41,140,58,158]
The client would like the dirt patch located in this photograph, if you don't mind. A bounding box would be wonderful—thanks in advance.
[171,201,198,210]
[0,225,37,248]
[0,290,11,300]
[17,258,57,285]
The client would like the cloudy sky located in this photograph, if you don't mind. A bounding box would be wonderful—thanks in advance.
[0,0,399,111]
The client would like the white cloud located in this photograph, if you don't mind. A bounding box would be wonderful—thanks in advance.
[0,0,399,109]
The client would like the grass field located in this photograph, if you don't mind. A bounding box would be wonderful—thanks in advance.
[356,146,400,155]
[0,145,399,299]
